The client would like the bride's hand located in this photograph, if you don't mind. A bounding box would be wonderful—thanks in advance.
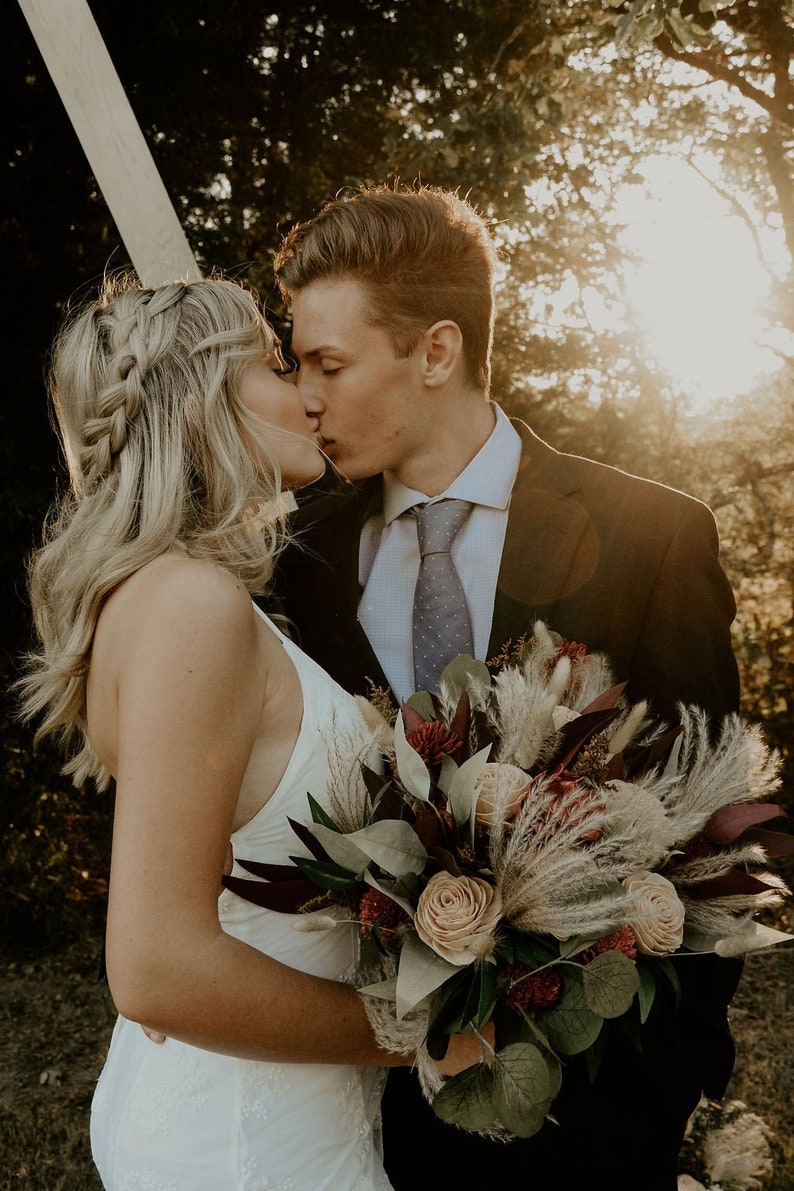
[434,1021,495,1077]
[141,1025,166,1045]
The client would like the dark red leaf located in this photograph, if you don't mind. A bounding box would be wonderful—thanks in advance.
[704,803,785,845]
[603,753,625,782]
[361,764,389,798]
[288,817,332,861]
[412,809,454,853]
[580,682,627,714]
[643,725,684,770]
[449,689,471,764]
[401,702,428,732]
[551,707,621,771]
[680,871,779,899]
[742,826,794,858]
[429,846,463,876]
[221,874,316,913]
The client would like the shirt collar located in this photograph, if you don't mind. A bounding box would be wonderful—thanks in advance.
[381,404,522,526]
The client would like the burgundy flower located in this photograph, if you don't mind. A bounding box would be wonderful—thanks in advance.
[358,889,411,942]
[404,720,462,766]
[502,962,563,1013]
[545,638,589,677]
[576,924,638,965]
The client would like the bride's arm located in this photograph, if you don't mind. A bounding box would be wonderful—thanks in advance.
[98,560,479,1072]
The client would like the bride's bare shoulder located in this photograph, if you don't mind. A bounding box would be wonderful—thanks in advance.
[98,553,254,645]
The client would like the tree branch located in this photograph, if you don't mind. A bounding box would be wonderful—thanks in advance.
[653,33,793,127]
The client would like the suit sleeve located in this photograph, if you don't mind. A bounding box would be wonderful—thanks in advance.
[631,498,740,725]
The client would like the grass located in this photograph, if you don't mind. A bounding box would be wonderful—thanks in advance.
[1,929,793,1190]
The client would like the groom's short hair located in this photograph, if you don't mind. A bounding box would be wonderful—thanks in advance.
[273,183,498,393]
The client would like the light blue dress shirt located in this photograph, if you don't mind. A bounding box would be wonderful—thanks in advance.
[357,405,522,703]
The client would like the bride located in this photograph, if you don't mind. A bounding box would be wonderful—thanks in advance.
[17,273,478,1190]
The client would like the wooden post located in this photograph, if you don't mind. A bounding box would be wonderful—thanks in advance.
[18,0,202,286]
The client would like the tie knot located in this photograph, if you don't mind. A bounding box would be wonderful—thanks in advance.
[413,499,473,557]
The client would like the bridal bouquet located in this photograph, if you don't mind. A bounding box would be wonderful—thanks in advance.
[228,623,793,1139]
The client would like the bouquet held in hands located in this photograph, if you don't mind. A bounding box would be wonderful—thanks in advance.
[227,622,793,1140]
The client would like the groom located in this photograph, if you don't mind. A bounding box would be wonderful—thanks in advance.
[272,183,743,1190]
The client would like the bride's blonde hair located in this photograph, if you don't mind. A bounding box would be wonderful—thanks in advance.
[18,271,295,790]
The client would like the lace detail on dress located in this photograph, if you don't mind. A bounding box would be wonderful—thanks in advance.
[128,1041,212,1137]
[241,1160,294,1191]
[239,1059,287,1122]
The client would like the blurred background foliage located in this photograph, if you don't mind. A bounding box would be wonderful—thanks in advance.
[2,0,792,955]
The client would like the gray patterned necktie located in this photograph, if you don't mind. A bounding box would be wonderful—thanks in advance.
[411,499,475,692]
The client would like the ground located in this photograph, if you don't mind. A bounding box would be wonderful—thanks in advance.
[0,934,792,1190]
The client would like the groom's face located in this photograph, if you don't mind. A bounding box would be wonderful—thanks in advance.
[290,277,432,484]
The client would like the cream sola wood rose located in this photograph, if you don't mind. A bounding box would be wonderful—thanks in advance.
[473,762,532,828]
[225,621,794,1140]
[414,871,502,964]
[622,871,686,956]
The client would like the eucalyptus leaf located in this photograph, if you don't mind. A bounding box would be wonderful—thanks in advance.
[363,869,417,919]
[446,744,492,839]
[439,654,493,711]
[344,818,428,878]
[437,752,458,796]
[432,1063,497,1132]
[405,690,436,719]
[492,1042,552,1137]
[580,950,640,1018]
[541,977,604,1055]
[306,822,370,875]
[396,933,461,1020]
[394,711,431,801]
[544,1050,563,1100]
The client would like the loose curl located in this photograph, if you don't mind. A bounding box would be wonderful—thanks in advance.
[17,271,295,790]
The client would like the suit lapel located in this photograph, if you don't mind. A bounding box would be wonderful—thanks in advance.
[294,479,390,695]
[296,425,599,693]
[488,422,595,657]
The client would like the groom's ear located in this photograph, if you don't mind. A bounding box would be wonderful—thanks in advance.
[420,321,464,388]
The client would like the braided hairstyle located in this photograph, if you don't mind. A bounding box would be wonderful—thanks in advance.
[18,271,290,789]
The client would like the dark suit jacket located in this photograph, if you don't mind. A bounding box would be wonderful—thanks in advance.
[277,421,739,722]
[274,420,743,1191]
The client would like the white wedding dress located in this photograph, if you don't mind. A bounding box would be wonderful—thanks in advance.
[90,607,392,1191]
